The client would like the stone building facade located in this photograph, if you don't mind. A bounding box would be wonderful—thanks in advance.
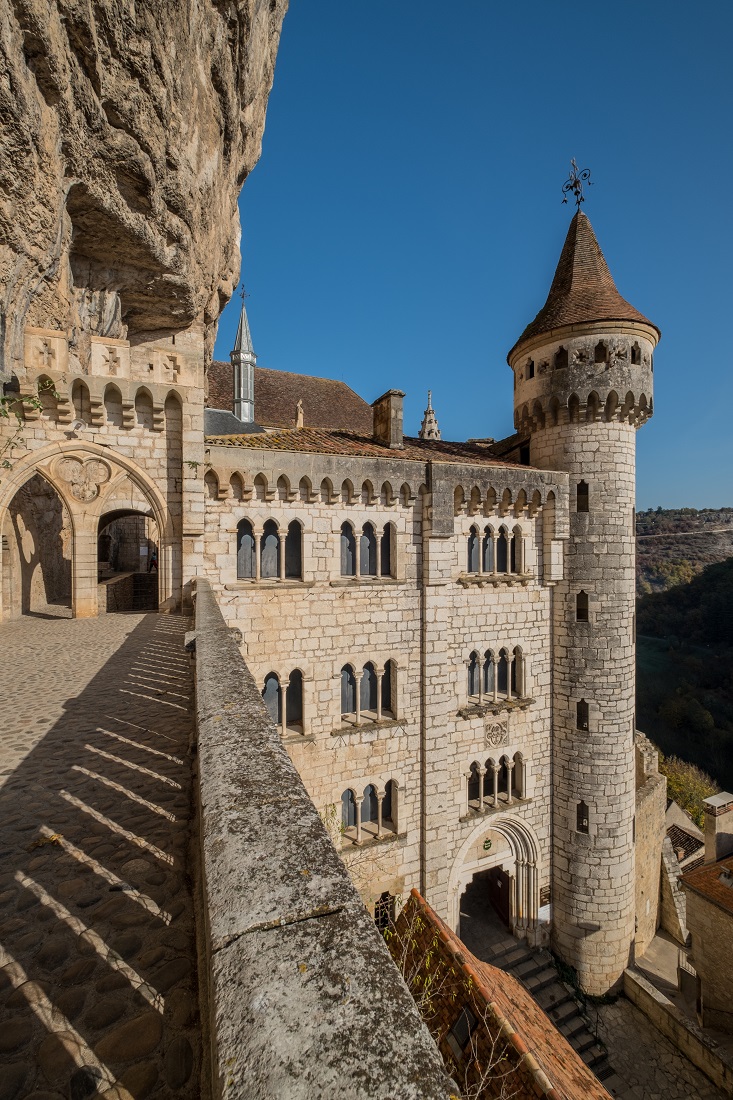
[0,210,664,996]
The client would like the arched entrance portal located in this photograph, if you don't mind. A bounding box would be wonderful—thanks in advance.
[1,473,73,620]
[97,509,160,613]
[448,814,543,948]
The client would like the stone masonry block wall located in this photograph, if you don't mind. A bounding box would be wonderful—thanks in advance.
[634,733,667,956]
[686,891,733,1033]
[191,577,454,1100]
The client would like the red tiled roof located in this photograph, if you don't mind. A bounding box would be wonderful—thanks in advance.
[509,212,659,358]
[667,824,704,863]
[398,891,612,1100]
[207,361,373,433]
[683,854,733,916]
[206,427,525,467]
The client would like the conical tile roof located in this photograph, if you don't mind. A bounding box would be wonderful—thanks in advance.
[509,211,659,359]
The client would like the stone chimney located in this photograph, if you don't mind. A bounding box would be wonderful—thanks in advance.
[703,792,733,863]
[372,390,405,449]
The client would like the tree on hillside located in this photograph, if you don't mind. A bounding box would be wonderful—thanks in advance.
[659,755,718,827]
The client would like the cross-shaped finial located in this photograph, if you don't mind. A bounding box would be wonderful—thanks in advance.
[561,159,592,208]
[238,283,249,302]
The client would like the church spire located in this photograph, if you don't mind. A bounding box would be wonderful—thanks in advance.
[231,293,256,423]
[419,390,441,441]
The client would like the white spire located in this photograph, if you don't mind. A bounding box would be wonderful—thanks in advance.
[419,389,441,440]
[231,295,257,423]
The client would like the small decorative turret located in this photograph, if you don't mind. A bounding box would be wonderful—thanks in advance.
[419,390,441,440]
[231,294,256,423]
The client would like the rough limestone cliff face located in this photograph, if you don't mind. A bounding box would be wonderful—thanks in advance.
[0,0,288,372]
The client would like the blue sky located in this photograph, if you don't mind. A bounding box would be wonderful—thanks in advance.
[213,1,733,510]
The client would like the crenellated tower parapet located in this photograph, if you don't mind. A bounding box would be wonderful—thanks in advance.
[507,210,660,994]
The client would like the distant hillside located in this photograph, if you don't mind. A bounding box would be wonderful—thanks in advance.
[636,507,733,595]
[636,557,733,790]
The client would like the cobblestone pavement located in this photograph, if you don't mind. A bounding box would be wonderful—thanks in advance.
[597,997,725,1099]
[0,613,201,1100]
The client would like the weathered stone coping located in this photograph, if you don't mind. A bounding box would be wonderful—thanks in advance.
[459,797,533,825]
[457,572,534,588]
[624,967,733,1095]
[330,716,402,736]
[458,696,535,719]
[329,576,403,587]
[191,577,454,1100]
[224,579,315,590]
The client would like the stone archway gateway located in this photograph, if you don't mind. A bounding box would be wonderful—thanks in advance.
[0,441,178,620]
[448,813,542,946]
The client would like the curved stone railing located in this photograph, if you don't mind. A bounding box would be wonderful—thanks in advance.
[190,577,453,1099]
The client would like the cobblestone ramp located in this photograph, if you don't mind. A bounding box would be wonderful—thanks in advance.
[0,613,201,1100]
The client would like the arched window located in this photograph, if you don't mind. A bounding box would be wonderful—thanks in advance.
[260,520,279,578]
[236,520,255,579]
[374,891,396,931]
[204,470,218,499]
[576,480,589,513]
[72,379,91,423]
[497,650,509,696]
[134,388,154,429]
[467,652,480,699]
[554,346,568,369]
[286,670,303,733]
[510,526,522,573]
[276,475,290,501]
[382,660,395,717]
[104,383,123,427]
[360,662,378,715]
[362,784,379,825]
[467,762,481,807]
[262,673,281,726]
[483,650,495,696]
[342,789,357,830]
[512,647,521,696]
[383,780,397,832]
[577,699,589,731]
[576,590,589,622]
[341,522,356,576]
[594,340,607,364]
[360,523,377,576]
[631,342,641,365]
[526,359,535,379]
[380,523,393,577]
[513,752,525,799]
[341,665,356,716]
[577,800,590,834]
[38,375,59,421]
[467,526,479,572]
[496,528,509,573]
[285,520,302,579]
[482,527,494,572]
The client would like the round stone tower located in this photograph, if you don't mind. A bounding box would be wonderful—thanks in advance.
[507,211,660,994]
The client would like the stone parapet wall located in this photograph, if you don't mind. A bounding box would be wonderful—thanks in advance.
[190,576,453,1100]
[634,732,667,956]
[623,968,733,1095]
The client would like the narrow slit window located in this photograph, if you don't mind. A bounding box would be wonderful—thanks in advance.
[576,480,589,513]
[577,800,590,834]
[576,699,589,731]
[576,591,589,622]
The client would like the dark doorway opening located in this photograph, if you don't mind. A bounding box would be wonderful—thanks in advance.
[97,509,159,613]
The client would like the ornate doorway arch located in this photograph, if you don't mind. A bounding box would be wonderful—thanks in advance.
[0,441,178,619]
[448,813,542,945]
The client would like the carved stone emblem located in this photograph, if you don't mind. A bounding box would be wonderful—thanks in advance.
[56,457,111,502]
[484,718,508,748]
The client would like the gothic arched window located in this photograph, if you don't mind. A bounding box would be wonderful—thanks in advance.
[285,520,302,579]
[236,520,255,579]
[360,523,377,576]
[340,522,356,576]
[262,673,281,725]
[260,520,279,578]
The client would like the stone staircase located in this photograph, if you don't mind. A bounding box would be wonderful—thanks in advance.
[477,932,625,1095]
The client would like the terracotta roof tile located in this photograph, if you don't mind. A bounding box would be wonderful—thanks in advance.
[667,824,704,863]
[509,211,659,357]
[683,854,733,916]
[207,361,373,433]
[206,426,526,467]
[400,892,612,1100]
